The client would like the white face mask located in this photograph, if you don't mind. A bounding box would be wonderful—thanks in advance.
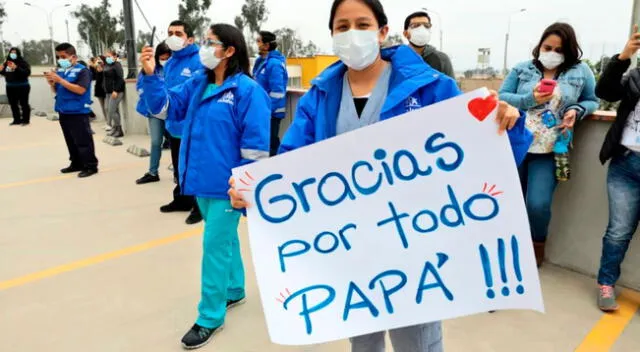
[199,46,222,70]
[408,26,431,47]
[332,30,380,71]
[538,51,564,70]
[166,35,186,52]
[159,59,168,67]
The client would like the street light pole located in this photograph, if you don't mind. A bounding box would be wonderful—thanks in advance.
[24,2,70,65]
[422,7,443,51]
[503,8,527,76]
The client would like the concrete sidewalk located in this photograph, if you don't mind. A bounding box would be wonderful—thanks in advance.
[0,117,638,352]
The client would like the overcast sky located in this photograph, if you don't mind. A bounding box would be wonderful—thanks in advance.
[2,0,634,70]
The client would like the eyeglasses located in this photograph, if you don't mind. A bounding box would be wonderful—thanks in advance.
[200,39,223,47]
[409,22,432,30]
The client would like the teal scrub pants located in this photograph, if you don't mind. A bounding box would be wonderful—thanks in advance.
[195,198,246,329]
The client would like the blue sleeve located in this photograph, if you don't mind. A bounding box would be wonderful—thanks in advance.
[499,68,538,111]
[564,63,599,120]
[267,60,288,118]
[141,73,194,124]
[507,111,533,167]
[238,84,271,165]
[279,91,317,154]
[431,75,462,102]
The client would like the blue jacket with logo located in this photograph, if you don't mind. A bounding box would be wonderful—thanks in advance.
[141,72,271,199]
[135,65,164,118]
[162,44,204,137]
[280,45,532,166]
[253,50,289,119]
[499,60,599,119]
[54,63,93,115]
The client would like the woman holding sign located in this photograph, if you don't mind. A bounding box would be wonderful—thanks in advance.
[139,24,271,349]
[499,23,598,267]
[229,0,532,351]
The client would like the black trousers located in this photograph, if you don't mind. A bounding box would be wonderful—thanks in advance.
[59,114,99,170]
[270,117,282,157]
[7,85,31,124]
[169,135,199,213]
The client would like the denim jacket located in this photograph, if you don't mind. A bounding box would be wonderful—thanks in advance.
[499,60,599,120]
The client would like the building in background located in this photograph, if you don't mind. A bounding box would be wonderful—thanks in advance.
[287,55,339,89]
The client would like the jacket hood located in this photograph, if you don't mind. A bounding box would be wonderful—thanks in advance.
[7,47,24,61]
[268,50,286,63]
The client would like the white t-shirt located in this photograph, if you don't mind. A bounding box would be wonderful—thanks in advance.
[621,100,640,152]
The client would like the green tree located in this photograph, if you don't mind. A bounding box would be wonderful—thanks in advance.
[21,39,58,65]
[136,31,152,53]
[236,0,269,56]
[300,41,319,57]
[0,2,7,26]
[178,0,213,38]
[72,0,122,56]
[273,28,303,57]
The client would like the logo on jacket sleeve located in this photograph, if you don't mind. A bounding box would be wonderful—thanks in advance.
[405,96,422,111]
[181,68,192,77]
[218,92,235,105]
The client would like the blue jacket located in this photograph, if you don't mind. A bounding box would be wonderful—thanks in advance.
[162,44,204,137]
[136,65,164,118]
[54,64,93,115]
[141,72,271,199]
[280,45,532,166]
[499,60,599,119]
[253,50,289,119]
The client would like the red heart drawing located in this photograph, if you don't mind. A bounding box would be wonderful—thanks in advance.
[468,96,498,122]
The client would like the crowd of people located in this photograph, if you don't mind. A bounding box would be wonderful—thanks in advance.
[3,0,640,350]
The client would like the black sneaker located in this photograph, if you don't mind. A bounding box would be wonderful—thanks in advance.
[181,324,222,350]
[160,201,192,213]
[185,210,203,225]
[136,173,160,185]
[226,297,246,310]
[60,165,83,174]
[78,169,98,178]
[9,121,20,126]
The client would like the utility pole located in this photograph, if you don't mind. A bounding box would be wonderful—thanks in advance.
[122,0,137,78]
[65,19,70,42]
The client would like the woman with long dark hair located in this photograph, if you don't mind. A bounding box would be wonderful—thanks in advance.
[103,49,125,137]
[499,23,598,266]
[136,42,172,185]
[139,23,270,349]
[229,0,532,351]
[0,47,31,126]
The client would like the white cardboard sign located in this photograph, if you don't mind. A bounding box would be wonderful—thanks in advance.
[233,89,544,346]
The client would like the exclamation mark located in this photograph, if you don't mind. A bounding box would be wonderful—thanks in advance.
[498,238,510,297]
[479,244,495,299]
[511,235,525,295]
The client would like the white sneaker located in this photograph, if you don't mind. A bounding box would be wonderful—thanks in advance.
[103,125,112,131]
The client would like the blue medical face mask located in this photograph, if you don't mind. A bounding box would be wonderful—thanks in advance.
[58,58,72,69]
[9,53,17,60]
[106,57,115,65]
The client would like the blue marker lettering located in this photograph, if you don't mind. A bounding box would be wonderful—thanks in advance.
[278,240,311,273]
[440,185,466,228]
[338,223,357,251]
[313,232,340,254]
[318,172,356,206]
[374,149,395,185]
[284,285,336,335]
[425,133,464,172]
[463,193,500,221]
[343,281,380,321]
[351,161,383,195]
[377,202,411,249]
[255,174,297,224]
[412,209,439,234]
[416,260,454,303]
[393,149,433,181]
[292,178,317,213]
[369,270,407,314]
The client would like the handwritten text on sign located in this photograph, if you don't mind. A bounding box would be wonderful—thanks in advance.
[233,89,544,345]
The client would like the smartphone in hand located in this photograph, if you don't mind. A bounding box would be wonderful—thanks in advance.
[539,79,557,94]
